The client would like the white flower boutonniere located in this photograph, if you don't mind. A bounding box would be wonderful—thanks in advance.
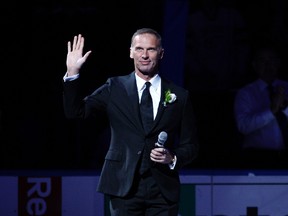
[163,89,177,107]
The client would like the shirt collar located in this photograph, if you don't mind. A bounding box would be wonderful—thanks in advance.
[135,73,161,92]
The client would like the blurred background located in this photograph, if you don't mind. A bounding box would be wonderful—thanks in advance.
[1,0,288,171]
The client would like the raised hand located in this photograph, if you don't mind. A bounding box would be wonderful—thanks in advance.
[66,34,92,76]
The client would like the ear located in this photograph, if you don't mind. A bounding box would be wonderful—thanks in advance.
[129,47,133,59]
[159,48,164,59]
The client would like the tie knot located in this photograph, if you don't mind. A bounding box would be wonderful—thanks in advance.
[145,82,151,88]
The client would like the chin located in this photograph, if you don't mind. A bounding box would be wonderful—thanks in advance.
[140,71,150,76]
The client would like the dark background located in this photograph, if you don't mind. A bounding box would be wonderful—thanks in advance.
[1,0,288,170]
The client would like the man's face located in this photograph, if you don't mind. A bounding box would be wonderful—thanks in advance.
[130,33,164,77]
[253,49,280,82]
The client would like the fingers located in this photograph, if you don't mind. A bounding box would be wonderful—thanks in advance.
[79,35,85,50]
[152,148,167,155]
[150,148,171,163]
[70,34,83,51]
[150,148,169,163]
[75,34,82,50]
[72,35,77,50]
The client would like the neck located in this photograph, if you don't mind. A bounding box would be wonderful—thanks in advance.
[136,71,157,81]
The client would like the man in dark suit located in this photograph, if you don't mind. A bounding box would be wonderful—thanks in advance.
[63,28,198,215]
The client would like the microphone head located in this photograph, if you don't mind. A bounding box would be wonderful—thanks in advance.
[158,131,168,145]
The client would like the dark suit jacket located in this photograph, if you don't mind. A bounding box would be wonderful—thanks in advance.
[63,72,198,202]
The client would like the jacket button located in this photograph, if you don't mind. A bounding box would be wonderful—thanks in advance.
[137,151,142,155]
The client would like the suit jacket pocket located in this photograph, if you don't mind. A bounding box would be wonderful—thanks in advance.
[105,150,122,162]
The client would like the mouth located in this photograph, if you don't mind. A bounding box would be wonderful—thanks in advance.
[140,61,150,65]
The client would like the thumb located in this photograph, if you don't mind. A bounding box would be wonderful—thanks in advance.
[83,50,92,61]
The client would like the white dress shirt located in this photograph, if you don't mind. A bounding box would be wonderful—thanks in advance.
[135,73,161,120]
[234,78,288,150]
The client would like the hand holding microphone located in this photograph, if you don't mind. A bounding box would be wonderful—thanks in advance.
[155,131,168,147]
[151,131,175,164]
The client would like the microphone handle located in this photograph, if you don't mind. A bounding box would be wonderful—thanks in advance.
[155,142,164,147]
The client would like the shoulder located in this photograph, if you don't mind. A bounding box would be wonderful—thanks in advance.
[276,79,288,86]
[161,77,189,94]
[235,81,260,101]
[106,72,135,84]
[237,80,259,92]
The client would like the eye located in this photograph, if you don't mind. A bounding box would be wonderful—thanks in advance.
[148,48,157,52]
[135,47,143,52]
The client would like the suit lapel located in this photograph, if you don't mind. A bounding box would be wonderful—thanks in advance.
[124,72,144,131]
[123,73,172,134]
[151,78,170,130]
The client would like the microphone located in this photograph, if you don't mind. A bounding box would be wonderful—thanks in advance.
[155,131,168,147]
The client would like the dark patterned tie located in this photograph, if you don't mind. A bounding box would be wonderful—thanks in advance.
[139,82,153,175]
[140,82,153,133]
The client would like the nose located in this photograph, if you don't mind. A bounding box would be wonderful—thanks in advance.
[141,50,149,59]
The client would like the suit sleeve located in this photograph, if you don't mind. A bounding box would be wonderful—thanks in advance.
[174,90,199,169]
[63,78,111,119]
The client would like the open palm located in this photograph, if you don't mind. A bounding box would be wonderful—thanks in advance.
[66,34,91,75]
